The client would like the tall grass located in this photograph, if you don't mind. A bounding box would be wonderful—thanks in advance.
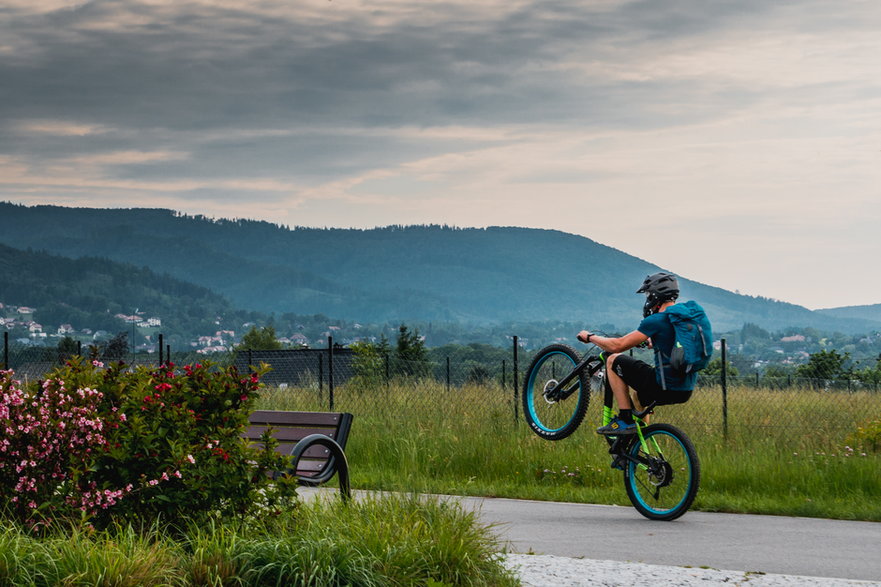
[256,380,881,521]
[0,495,517,586]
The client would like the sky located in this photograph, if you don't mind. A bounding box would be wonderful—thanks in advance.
[1,0,880,310]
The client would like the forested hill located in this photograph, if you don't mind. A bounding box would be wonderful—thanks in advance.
[1,202,878,333]
[0,242,256,341]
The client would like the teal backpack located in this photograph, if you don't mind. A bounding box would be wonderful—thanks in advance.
[663,301,713,377]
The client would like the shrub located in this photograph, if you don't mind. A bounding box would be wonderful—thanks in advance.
[849,417,881,453]
[0,368,112,530]
[0,359,293,530]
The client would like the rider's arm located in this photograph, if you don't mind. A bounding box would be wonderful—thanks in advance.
[577,329,648,354]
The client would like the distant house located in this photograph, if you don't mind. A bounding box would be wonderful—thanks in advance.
[197,335,224,347]
[197,345,228,354]
[57,324,75,335]
[116,313,142,324]
[18,307,35,315]
[780,335,806,343]
[145,317,162,327]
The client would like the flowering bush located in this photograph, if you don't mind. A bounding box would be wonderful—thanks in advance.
[0,360,292,530]
[0,369,113,528]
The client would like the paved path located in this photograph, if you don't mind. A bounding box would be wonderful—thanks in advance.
[301,488,881,582]
[457,496,881,582]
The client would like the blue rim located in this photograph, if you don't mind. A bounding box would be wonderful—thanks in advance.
[627,429,693,515]
[526,351,580,433]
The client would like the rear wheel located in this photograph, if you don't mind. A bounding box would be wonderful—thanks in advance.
[623,423,699,520]
[522,345,588,441]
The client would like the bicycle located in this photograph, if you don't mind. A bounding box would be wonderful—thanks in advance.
[521,343,700,521]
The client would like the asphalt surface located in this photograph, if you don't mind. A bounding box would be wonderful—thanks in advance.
[301,488,881,582]
[457,496,881,582]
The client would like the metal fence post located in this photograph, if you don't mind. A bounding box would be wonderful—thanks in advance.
[328,336,334,411]
[3,331,7,369]
[158,333,164,365]
[446,356,451,392]
[318,353,324,399]
[513,336,519,422]
[721,338,728,440]
[502,359,507,389]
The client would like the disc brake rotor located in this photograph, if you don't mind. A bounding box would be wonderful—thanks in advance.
[542,379,560,404]
[648,458,674,488]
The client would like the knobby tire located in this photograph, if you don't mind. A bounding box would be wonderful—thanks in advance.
[623,423,700,521]
[522,344,589,441]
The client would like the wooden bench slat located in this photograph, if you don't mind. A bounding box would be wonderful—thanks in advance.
[248,411,343,426]
[245,441,332,459]
[242,410,353,485]
[243,425,340,442]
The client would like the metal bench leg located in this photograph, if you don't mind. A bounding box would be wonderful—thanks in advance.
[289,434,351,502]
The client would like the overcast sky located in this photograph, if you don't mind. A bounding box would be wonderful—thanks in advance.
[2,0,880,310]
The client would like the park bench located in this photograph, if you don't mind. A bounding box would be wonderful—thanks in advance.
[244,410,354,500]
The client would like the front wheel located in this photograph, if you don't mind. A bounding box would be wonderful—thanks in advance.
[623,423,699,521]
[522,344,588,441]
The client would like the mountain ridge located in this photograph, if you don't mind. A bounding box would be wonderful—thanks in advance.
[1,202,878,334]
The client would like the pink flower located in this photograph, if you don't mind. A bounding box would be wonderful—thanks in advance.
[186,454,196,464]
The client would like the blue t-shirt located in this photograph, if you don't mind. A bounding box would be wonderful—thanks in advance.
[638,308,697,391]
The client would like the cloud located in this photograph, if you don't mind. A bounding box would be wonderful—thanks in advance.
[1,0,880,307]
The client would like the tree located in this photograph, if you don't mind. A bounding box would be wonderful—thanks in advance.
[236,326,282,350]
[741,322,770,341]
[57,336,79,359]
[796,349,849,386]
[349,341,386,388]
[102,332,129,361]
[700,357,739,384]
[395,324,429,377]
[856,357,881,389]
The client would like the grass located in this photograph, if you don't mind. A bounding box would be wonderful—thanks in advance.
[5,378,877,584]
[255,379,881,521]
[0,495,518,586]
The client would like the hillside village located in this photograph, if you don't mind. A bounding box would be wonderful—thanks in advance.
[5,298,881,373]
[1,301,352,355]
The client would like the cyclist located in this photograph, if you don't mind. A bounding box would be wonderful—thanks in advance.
[576,272,695,435]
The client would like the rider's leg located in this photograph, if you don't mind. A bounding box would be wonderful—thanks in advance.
[629,389,650,424]
[596,353,637,435]
[605,353,633,411]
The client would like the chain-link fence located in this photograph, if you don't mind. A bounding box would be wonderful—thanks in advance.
[1,335,207,382]
[3,334,879,447]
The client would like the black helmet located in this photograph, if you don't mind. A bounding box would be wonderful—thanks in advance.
[637,272,679,317]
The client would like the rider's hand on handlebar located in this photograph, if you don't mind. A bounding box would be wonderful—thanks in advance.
[577,330,592,344]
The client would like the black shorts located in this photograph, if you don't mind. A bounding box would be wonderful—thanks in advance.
[608,354,692,406]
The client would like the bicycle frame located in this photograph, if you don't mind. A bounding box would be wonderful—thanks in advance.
[544,353,604,402]
[547,350,657,461]
[595,353,660,465]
